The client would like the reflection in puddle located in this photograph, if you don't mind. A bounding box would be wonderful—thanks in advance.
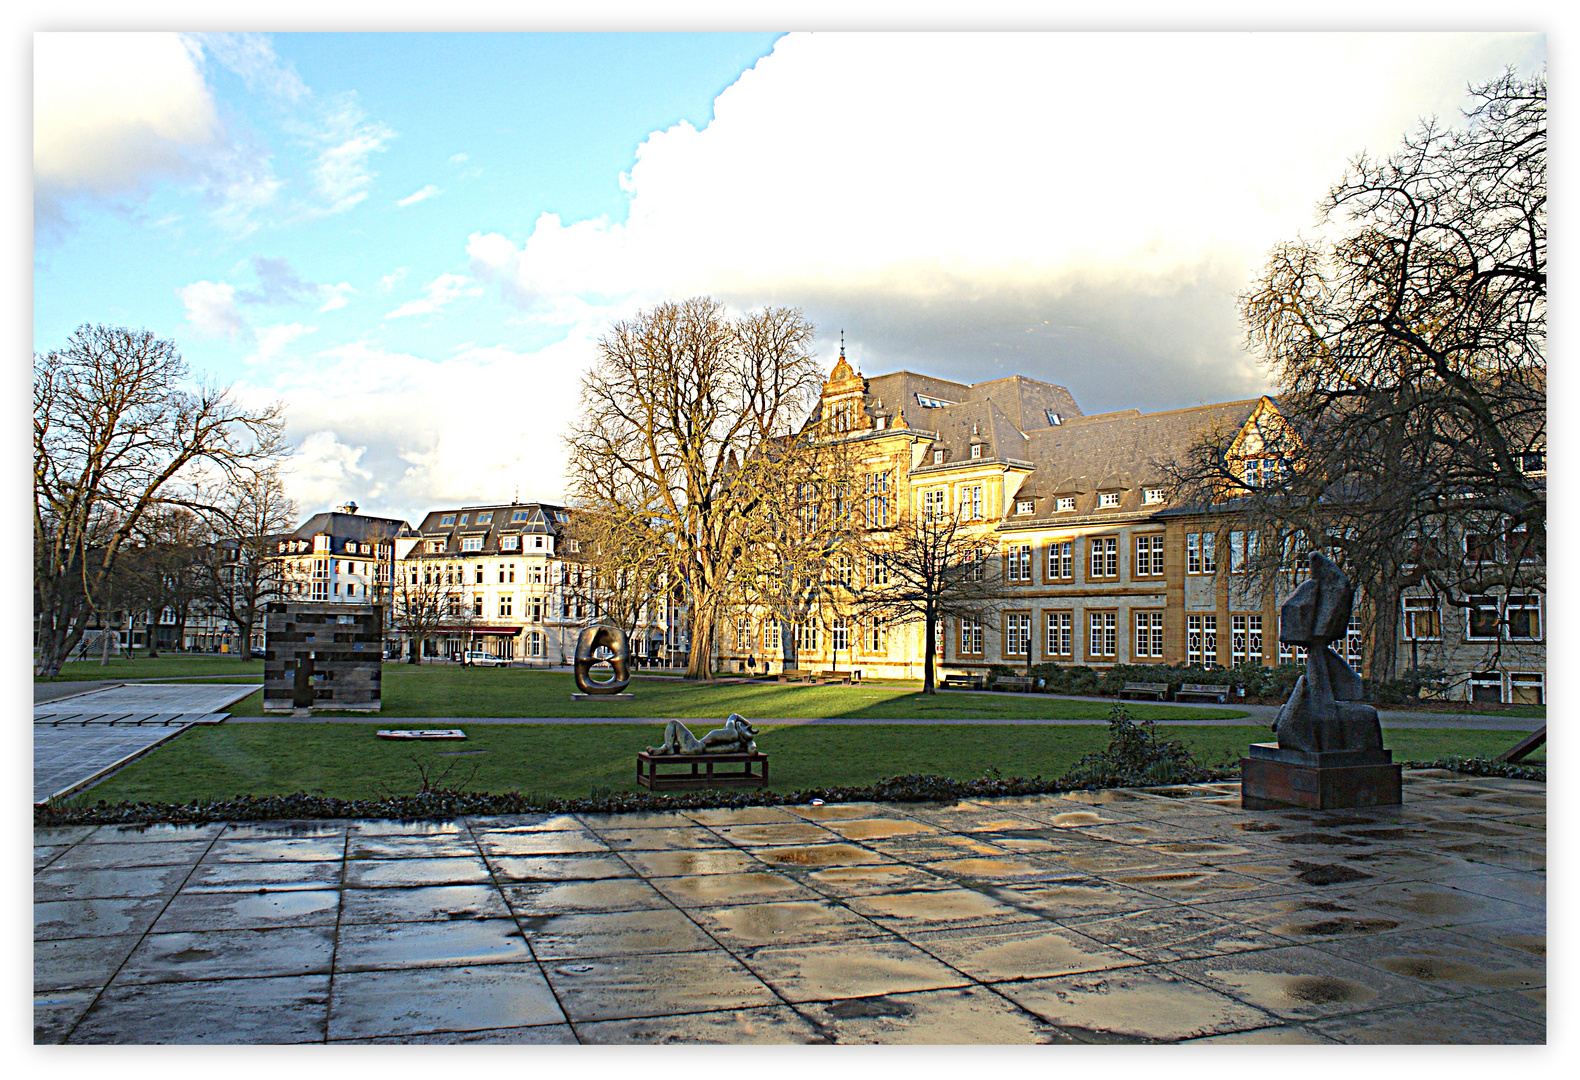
[1208,968,1376,1009]
[1378,956,1542,989]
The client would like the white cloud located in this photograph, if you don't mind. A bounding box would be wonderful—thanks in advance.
[177,280,248,339]
[377,268,409,293]
[397,184,442,207]
[317,282,356,312]
[448,152,468,165]
[248,322,314,364]
[196,32,309,102]
[384,272,483,320]
[294,92,395,216]
[34,33,222,230]
[278,430,380,511]
[467,32,1543,411]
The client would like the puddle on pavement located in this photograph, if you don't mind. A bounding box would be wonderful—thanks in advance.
[1208,969,1376,1009]
[1274,917,1401,937]
[166,948,215,963]
[830,819,940,840]
[1341,828,1411,841]
[1048,812,1105,828]
[929,857,1056,879]
[824,996,915,1020]
[1059,790,1142,804]
[1377,956,1542,990]
[1374,890,1481,917]
[1154,842,1250,857]
[853,888,1025,924]
[1233,822,1283,833]
[755,844,883,868]
[659,872,808,904]
[1277,833,1373,848]
[1291,862,1373,886]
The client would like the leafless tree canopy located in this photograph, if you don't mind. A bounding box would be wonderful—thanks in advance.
[1167,71,1545,680]
[194,466,300,661]
[34,325,283,677]
[850,511,1005,694]
[566,298,823,679]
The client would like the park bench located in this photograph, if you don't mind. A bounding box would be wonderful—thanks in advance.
[776,669,815,683]
[636,751,769,791]
[1119,681,1170,701]
[1176,682,1229,703]
[994,676,1034,692]
[942,673,985,690]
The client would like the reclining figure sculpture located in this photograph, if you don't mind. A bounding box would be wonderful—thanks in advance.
[646,713,759,756]
[1272,553,1384,756]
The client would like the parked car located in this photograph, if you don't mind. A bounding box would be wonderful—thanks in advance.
[250,647,267,659]
[461,651,509,668]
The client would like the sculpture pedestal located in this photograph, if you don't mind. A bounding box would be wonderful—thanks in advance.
[1240,743,1401,810]
[571,693,634,700]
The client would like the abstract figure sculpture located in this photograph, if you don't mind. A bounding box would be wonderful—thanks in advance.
[573,624,632,695]
[646,714,759,756]
[1271,553,1384,755]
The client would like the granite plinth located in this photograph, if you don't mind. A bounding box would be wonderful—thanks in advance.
[1241,744,1402,810]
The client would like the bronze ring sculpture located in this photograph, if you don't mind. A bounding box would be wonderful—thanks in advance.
[573,625,632,695]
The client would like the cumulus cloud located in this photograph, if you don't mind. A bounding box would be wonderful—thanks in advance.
[397,184,442,207]
[317,283,356,312]
[34,33,222,234]
[278,430,380,512]
[178,280,248,338]
[296,92,395,216]
[384,272,483,320]
[468,32,1543,412]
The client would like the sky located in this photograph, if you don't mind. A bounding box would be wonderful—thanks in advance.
[33,30,1546,529]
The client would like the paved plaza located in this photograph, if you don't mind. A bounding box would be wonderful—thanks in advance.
[34,769,1543,1044]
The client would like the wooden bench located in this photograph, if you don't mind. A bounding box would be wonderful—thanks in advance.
[942,673,985,690]
[1119,681,1169,701]
[636,751,769,791]
[775,669,816,683]
[994,676,1034,692]
[1176,682,1229,703]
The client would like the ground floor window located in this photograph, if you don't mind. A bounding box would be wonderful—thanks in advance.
[1005,613,1030,657]
[1187,614,1218,665]
[1046,611,1073,658]
[1509,672,1544,705]
[1469,671,1503,704]
[1135,611,1164,658]
[866,619,887,653]
[1088,611,1116,659]
[958,618,983,656]
[527,631,543,658]
[831,618,849,653]
[797,621,820,654]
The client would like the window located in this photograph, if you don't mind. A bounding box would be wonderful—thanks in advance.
[1134,534,1164,576]
[1243,457,1286,487]
[1004,613,1031,657]
[500,535,519,551]
[1188,532,1216,573]
[1509,672,1544,705]
[1231,615,1248,665]
[1343,612,1363,673]
[1278,639,1308,665]
[440,514,456,526]
[959,618,983,655]
[499,595,513,618]
[1054,496,1076,513]
[865,471,891,527]
[511,510,530,522]
[428,540,444,554]
[529,598,543,623]
[527,631,543,657]
[867,552,889,586]
[477,512,493,524]
[1046,611,1073,658]
[1046,540,1073,580]
[474,564,485,584]
[797,621,820,653]
[1135,611,1164,658]
[1506,521,1543,563]
[473,594,484,617]
[1098,491,1121,508]
[498,564,513,584]
[970,444,982,460]
[1016,500,1034,515]
[1464,532,1497,563]
[1088,611,1117,658]
[933,450,945,466]
[923,489,946,522]
[1187,614,1218,665]
[833,555,854,587]
[1520,450,1546,474]
[312,581,327,601]
[461,536,482,552]
[1468,597,1501,640]
[736,615,753,651]
[1006,543,1032,582]
[568,538,580,554]
[1506,596,1542,639]
[867,619,887,653]
[1089,537,1118,579]
[764,620,781,651]
[529,565,544,585]
[1402,597,1440,640]
[1143,488,1165,505]
[831,619,849,652]
[1201,533,1216,573]
[1469,671,1502,704]
[1248,615,1263,663]
[916,393,954,409]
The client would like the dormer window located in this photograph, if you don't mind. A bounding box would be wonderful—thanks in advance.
[458,514,469,525]
[440,514,456,526]
[875,415,887,430]
[933,450,945,465]
[1099,491,1121,508]
[916,393,955,409]
[1243,457,1287,488]
[1143,488,1166,505]
[427,540,444,554]
[461,536,483,552]
[1046,410,1063,426]
[970,444,982,460]
[1057,496,1076,512]
[500,534,519,551]
[511,510,529,522]
[1016,500,1034,515]
[477,512,493,524]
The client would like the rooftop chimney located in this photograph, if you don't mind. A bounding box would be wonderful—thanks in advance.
[338,501,359,515]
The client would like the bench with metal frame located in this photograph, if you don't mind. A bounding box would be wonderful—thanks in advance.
[636,751,770,791]
[942,673,985,690]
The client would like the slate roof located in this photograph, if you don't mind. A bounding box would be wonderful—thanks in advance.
[290,511,413,546]
[408,502,571,557]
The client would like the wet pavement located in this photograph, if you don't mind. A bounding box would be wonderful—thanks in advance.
[34,769,1544,1044]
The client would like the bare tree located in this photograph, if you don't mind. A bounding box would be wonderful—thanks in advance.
[562,512,666,642]
[33,325,283,677]
[1167,70,1545,681]
[194,466,300,660]
[389,564,461,664]
[849,510,1006,694]
[566,298,824,679]
[117,507,208,656]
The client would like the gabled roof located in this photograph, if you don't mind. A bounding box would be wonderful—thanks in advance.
[290,511,412,544]
[409,502,571,556]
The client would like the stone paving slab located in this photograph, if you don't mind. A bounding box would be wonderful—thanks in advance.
[34,771,1546,1044]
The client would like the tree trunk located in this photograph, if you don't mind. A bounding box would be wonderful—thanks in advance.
[685,603,715,680]
[921,613,937,695]
[100,626,112,666]
[237,617,253,660]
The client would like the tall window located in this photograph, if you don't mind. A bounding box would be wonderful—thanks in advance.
[1047,540,1073,580]
[1231,615,1247,665]
[959,618,983,655]
[867,552,889,586]
[959,485,984,520]
[1089,537,1118,579]
[1047,611,1073,658]
[1187,614,1218,664]
[1402,597,1441,640]
[736,615,753,651]
[867,619,887,653]
[831,619,849,652]
[499,595,513,618]
[1248,615,1263,663]
[923,489,946,522]
[1007,543,1032,582]
[797,621,820,653]
[1134,611,1164,658]
[1088,612,1117,658]
[1005,613,1030,656]
[1506,596,1542,640]
[1134,534,1164,576]
[473,594,484,617]
[474,564,485,584]
[1187,533,1200,574]
[865,471,891,527]
[764,620,780,652]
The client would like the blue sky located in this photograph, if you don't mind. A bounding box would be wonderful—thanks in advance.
[33,31,1545,527]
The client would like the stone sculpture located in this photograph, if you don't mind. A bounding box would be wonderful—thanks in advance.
[1272,553,1383,756]
[573,624,632,695]
[646,714,759,756]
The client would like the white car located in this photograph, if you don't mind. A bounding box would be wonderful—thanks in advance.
[461,651,509,667]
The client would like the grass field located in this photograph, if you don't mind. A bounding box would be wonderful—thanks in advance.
[215,667,1250,722]
[43,656,263,681]
[71,721,1542,805]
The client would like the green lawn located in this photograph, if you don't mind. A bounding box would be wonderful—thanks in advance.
[222,667,1250,721]
[42,655,263,681]
[71,722,1541,806]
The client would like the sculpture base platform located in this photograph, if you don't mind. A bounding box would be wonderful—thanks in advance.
[1241,743,1401,810]
[570,693,634,700]
[636,751,768,791]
